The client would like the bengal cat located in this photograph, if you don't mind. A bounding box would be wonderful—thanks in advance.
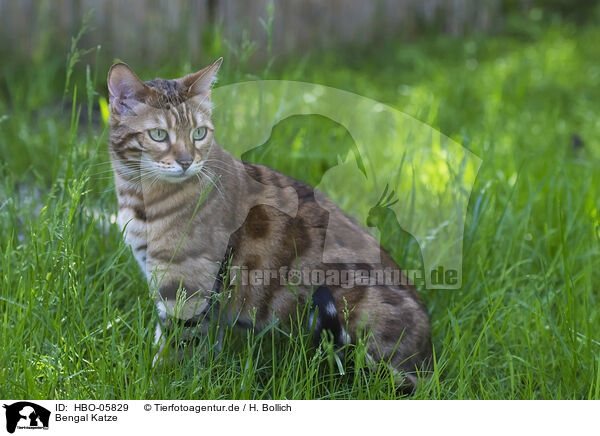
[107,58,432,391]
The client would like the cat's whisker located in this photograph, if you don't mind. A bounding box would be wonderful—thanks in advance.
[203,166,224,186]
[197,172,213,199]
[203,161,235,173]
[146,173,164,191]
[198,170,218,197]
[195,173,206,193]
[204,156,234,166]
[120,167,164,190]
[201,165,237,182]
[199,167,225,199]
[203,159,237,176]
[91,168,118,175]
[205,167,236,179]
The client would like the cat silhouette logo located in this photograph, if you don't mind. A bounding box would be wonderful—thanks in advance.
[2,402,50,433]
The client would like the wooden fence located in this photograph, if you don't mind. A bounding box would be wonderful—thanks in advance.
[0,0,511,63]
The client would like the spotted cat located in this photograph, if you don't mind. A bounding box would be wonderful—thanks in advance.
[107,58,432,390]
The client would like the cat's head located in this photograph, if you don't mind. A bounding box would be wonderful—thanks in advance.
[107,58,222,183]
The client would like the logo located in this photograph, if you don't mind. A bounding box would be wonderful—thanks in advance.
[2,402,50,433]
[121,79,481,299]
[208,81,481,289]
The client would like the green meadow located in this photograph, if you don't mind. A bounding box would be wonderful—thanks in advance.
[0,15,599,399]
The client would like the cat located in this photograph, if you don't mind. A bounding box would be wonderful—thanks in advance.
[107,58,432,391]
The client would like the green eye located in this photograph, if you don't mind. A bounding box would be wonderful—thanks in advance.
[148,128,168,142]
[192,126,208,141]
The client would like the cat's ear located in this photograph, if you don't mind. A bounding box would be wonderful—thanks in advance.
[180,57,223,98]
[107,63,149,113]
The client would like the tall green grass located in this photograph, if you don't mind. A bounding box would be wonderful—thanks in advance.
[0,18,598,399]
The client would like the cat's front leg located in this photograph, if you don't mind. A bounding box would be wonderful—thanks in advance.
[152,301,168,367]
[152,297,224,368]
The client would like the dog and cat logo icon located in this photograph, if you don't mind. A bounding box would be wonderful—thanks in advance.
[2,402,50,433]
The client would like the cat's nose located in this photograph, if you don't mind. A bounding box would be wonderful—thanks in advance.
[176,157,193,171]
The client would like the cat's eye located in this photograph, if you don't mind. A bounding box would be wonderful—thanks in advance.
[192,126,208,141]
[148,128,168,142]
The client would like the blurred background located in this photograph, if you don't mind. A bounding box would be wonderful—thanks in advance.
[2,0,599,65]
[2,0,599,187]
[0,1,599,399]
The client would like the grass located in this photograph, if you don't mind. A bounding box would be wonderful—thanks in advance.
[0,17,599,399]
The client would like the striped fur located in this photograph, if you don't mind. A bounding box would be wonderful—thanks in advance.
[108,59,432,391]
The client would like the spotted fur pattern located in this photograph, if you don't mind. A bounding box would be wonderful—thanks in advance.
[107,59,432,390]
